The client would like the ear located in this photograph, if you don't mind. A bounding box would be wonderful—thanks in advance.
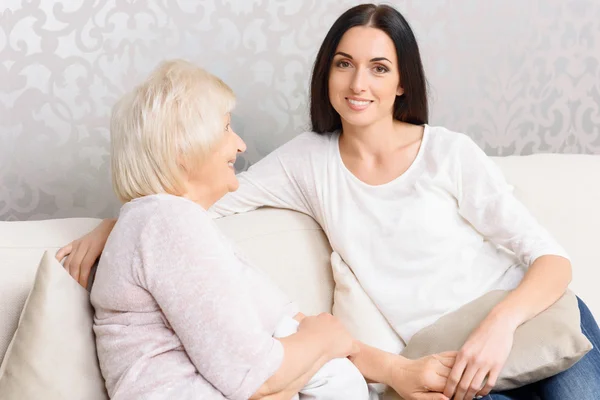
[396,85,405,96]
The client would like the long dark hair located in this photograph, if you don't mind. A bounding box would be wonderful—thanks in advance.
[310,4,428,133]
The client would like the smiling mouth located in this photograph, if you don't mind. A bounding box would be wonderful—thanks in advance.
[347,99,371,106]
[346,97,373,110]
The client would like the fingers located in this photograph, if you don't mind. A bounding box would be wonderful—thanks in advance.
[465,368,488,400]
[443,357,466,399]
[415,393,449,400]
[78,249,98,288]
[453,365,478,400]
[55,244,73,262]
[434,352,457,369]
[65,245,86,285]
[425,371,449,393]
[477,367,499,397]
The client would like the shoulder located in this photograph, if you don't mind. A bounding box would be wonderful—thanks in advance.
[249,131,333,173]
[123,194,218,242]
[426,125,478,149]
[272,131,332,156]
[425,125,487,161]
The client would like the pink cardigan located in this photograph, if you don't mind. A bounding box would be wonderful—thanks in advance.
[91,194,296,399]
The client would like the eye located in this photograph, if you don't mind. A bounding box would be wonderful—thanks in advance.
[374,65,389,74]
[336,60,351,68]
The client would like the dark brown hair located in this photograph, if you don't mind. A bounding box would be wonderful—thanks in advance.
[310,3,428,133]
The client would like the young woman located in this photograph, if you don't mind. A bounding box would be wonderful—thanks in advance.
[58,4,600,400]
[91,59,372,400]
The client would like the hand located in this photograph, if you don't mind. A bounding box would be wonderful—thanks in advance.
[389,352,456,400]
[444,315,516,400]
[55,218,116,288]
[297,312,359,359]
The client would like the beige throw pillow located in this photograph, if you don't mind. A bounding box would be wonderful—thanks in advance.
[330,251,592,392]
[402,290,592,391]
[0,251,108,400]
[331,252,405,396]
[331,252,405,355]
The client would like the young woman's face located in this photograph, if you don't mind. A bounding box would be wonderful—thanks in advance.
[328,26,404,129]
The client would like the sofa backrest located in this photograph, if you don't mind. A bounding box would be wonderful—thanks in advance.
[0,209,334,365]
[1,153,598,366]
[0,218,104,365]
[492,154,600,318]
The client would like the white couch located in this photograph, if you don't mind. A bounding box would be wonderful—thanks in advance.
[1,154,599,396]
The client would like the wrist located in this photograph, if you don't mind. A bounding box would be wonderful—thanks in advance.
[386,354,409,387]
[487,304,523,331]
[303,328,334,362]
[102,218,117,230]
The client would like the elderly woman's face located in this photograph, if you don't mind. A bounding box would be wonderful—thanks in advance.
[191,113,246,203]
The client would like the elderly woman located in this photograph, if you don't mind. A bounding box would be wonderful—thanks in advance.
[91,59,369,399]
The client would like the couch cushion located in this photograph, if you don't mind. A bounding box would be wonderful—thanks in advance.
[215,207,334,316]
[0,218,103,365]
[492,155,600,318]
[0,252,108,399]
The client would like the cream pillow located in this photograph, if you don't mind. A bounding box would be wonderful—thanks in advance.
[331,252,404,355]
[0,251,108,400]
[402,290,592,391]
[331,252,405,397]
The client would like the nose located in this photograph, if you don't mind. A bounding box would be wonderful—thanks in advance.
[235,132,247,153]
[349,68,367,94]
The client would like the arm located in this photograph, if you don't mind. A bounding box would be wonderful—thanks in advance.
[141,206,353,399]
[350,342,456,399]
[209,134,315,219]
[56,218,117,288]
[251,328,329,399]
[253,313,358,398]
[56,135,318,287]
[444,136,572,399]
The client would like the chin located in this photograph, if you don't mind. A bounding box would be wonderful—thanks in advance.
[340,114,377,129]
[228,179,240,192]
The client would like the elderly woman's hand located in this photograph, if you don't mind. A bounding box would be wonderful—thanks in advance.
[388,352,457,400]
[55,218,116,288]
[298,312,360,360]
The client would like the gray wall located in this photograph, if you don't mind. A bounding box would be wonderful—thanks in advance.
[2,0,599,220]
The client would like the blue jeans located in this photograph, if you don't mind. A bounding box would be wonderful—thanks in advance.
[483,297,600,399]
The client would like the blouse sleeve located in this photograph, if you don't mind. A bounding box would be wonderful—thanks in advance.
[209,134,315,219]
[453,135,569,266]
[138,204,283,400]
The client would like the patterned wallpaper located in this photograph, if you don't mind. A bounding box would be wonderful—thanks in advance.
[1,0,599,220]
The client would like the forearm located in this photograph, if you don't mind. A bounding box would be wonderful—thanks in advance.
[257,354,332,399]
[349,341,397,385]
[253,331,329,397]
[100,218,117,235]
[488,255,572,328]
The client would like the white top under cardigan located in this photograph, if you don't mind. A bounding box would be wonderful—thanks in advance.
[210,125,569,342]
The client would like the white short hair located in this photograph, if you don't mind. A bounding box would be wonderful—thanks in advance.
[110,59,235,203]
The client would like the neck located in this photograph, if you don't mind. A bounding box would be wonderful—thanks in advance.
[339,117,409,159]
[182,184,219,210]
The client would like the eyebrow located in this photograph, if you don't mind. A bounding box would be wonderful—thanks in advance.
[334,52,392,63]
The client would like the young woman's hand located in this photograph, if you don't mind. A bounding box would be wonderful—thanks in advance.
[55,218,116,288]
[443,315,517,400]
[297,312,360,360]
[389,352,457,400]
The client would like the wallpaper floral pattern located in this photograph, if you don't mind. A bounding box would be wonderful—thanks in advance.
[1,0,599,220]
